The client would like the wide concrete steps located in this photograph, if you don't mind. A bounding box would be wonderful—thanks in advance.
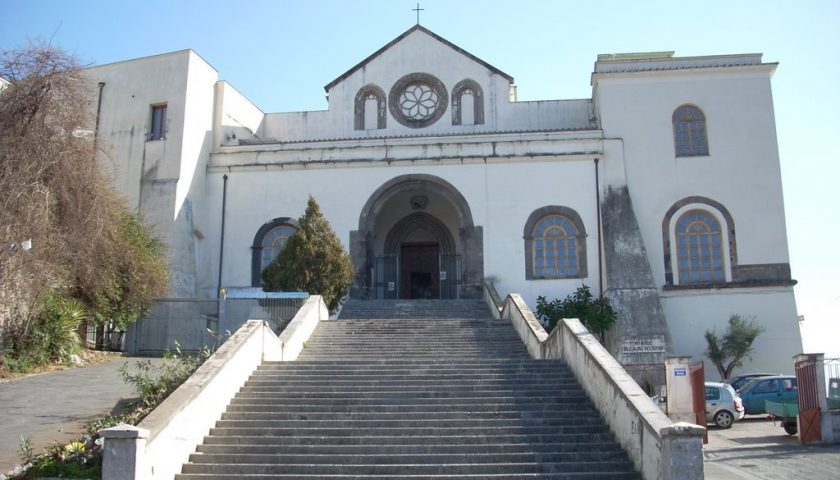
[176,301,639,479]
[339,298,491,319]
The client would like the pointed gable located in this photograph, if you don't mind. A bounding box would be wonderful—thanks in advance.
[324,25,513,93]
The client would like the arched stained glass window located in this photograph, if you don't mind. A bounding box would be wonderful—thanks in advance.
[673,105,709,157]
[251,217,298,286]
[532,215,579,278]
[260,224,295,271]
[676,210,723,284]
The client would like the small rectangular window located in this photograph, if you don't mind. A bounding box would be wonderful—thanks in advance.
[150,104,167,140]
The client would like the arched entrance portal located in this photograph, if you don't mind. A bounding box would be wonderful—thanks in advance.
[349,174,483,300]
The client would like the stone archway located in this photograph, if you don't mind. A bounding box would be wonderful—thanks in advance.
[349,174,483,299]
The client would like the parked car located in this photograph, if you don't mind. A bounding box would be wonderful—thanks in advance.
[723,373,779,392]
[737,375,798,415]
[705,382,744,428]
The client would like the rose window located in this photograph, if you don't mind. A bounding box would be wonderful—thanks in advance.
[389,73,448,128]
[399,83,439,121]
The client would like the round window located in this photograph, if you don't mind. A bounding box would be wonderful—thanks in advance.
[389,73,448,128]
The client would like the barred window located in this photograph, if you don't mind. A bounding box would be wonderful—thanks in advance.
[673,105,708,157]
[676,210,723,284]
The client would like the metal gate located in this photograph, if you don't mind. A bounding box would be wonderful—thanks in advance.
[690,361,708,443]
[374,254,399,299]
[374,253,462,299]
[795,356,822,443]
[439,253,462,299]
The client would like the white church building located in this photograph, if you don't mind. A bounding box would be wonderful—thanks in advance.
[85,25,802,377]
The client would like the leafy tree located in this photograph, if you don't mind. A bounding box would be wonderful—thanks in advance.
[262,196,355,312]
[0,43,168,361]
[704,314,764,379]
[536,285,616,342]
[86,209,169,329]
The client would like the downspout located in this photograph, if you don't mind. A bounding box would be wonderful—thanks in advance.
[94,82,105,150]
[217,174,228,298]
[594,158,603,296]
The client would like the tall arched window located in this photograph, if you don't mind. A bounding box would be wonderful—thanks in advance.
[662,197,736,287]
[524,206,587,280]
[354,84,386,131]
[451,79,484,126]
[261,225,295,268]
[675,210,723,284]
[673,105,709,157]
[251,217,298,286]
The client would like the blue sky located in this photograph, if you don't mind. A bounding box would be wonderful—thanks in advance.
[3,0,838,354]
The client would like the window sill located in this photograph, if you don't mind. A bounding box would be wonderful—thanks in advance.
[527,275,583,281]
[663,278,797,291]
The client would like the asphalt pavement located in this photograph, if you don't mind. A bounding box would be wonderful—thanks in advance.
[0,357,153,474]
[704,416,840,479]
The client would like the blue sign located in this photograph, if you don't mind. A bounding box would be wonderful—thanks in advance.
[674,368,687,376]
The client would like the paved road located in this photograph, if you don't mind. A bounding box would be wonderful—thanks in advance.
[0,357,152,473]
[705,416,840,479]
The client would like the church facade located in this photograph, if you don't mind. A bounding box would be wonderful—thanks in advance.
[85,26,802,377]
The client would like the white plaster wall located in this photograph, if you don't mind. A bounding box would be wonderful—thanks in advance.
[87,51,219,296]
[595,63,802,371]
[661,288,801,379]
[480,158,600,306]
[215,81,265,146]
[595,67,790,284]
[202,156,598,305]
[178,53,217,221]
[86,51,192,210]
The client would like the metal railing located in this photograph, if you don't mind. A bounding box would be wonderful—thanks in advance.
[124,298,220,356]
[622,363,667,397]
[826,357,840,409]
[219,289,308,334]
[84,322,125,351]
[122,290,307,356]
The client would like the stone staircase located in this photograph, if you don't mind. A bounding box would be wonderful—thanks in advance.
[338,298,491,319]
[175,300,640,479]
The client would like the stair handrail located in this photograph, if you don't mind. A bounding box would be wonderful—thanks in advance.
[481,279,503,319]
[499,292,705,480]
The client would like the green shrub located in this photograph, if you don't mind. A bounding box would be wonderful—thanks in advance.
[536,285,616,342]
[10,291,85,365]
[2,354,33,373]
[262,196,354,312]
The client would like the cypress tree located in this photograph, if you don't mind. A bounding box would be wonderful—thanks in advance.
[262,196,355,311]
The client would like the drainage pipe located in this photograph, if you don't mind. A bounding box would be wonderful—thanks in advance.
[217,174,228,298]
[594,158,603,296]
[94,82,105,150]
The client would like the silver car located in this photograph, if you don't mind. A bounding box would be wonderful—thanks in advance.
[705,382,745,428]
